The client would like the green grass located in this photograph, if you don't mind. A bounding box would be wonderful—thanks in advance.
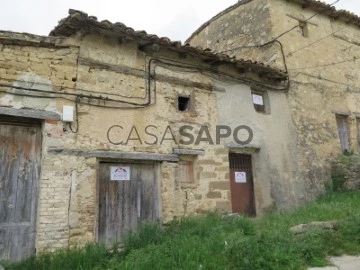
[4,191,360,270]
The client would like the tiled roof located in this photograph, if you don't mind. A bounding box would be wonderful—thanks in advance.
[49,9,287,79]
[187,0,360,43]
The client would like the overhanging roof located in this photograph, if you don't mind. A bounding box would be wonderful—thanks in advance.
[49,9,287,80]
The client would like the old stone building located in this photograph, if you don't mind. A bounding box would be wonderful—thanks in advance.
[188,0,360,200]
[0,9,292,260]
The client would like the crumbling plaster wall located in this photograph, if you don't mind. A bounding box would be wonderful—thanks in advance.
[214,81,304,212]
[188,0,360,202]
[1,32,267,252]
[67,34,231,243]
[189,0,284,70]
[0,34,81,251]
[268,0,360,198]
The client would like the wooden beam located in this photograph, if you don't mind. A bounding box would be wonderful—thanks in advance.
[48,148,179,162]
[286,14,318,26]
[79,57,215,91]
[0,107,61,120]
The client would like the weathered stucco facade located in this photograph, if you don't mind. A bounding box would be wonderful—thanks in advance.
[188,0,360,200]
[0,10,291,260]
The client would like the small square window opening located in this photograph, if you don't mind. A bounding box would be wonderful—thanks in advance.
[356,118,360,152]
[178,96,190,111]
[335,114,350,153]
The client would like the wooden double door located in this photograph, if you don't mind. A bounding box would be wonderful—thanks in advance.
[0,116,42,261]
[229,153,256,216]
[98,162,160,246]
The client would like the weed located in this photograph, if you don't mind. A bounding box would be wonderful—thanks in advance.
[6,191,360,270]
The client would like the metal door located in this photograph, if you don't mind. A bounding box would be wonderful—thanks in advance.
[0,116,42,261]
[229,153,256,216]
[98,162,160,246]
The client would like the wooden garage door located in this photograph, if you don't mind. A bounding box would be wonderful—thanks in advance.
[98,162,160,246]
[0,116,42,261]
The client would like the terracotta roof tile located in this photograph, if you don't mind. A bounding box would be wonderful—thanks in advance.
[49,9,287,80]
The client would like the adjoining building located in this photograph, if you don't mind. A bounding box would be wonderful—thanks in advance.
[188,0,360,201]
[0,9,293,260]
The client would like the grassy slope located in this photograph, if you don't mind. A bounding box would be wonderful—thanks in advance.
[5,191,360,270]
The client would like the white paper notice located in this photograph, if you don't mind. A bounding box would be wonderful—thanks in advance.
[110,166,130,181]
[252,94,264,105]
[235,171,247,183]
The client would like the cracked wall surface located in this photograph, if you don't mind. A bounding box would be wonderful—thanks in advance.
[0,29,290,253]
[188,0,360,201]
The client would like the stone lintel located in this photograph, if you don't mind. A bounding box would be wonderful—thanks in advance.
[331,110,351,116]
[227,142,261,154]
[0,107,61,120]
[173,148,205,156]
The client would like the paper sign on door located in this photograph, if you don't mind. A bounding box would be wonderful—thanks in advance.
[235,171,247,183]
[110,166,130,180]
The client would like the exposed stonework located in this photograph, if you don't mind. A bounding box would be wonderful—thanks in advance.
[0,11,290,258]
[331,154,360,191]
[188,0,360,201]
[289,220,338,234]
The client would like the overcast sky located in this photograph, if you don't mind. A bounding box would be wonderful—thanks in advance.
[0,0,359,42]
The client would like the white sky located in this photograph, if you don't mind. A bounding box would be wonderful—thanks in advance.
[0,0,359,42]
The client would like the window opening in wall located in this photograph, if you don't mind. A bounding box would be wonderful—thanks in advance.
[251,92,265,113]
[178,96,190,111]
[299,21,308,37]
[335,114,350,153]
[356,118,360,152]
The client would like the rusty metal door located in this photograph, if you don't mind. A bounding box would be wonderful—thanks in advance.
[98,162,160,246]
[229,153,256,216]
[0,116,42,261]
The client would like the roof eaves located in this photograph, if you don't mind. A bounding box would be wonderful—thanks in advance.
[49,9,287,80]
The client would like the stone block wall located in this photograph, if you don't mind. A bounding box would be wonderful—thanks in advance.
[0,31,239,252]
[331,155,360,191]
[187,0,360,201]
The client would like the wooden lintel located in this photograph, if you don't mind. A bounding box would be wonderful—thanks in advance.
[0,107,61,120]
[79,57,214,91]
[286,14,318,26]
[48,148,179,162]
